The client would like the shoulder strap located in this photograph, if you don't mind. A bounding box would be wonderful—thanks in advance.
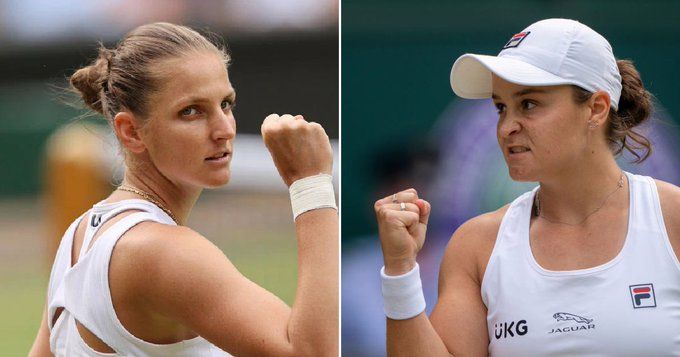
[627,173,663,233]
[63,211,160,355]
[47,212,88,331]
[79,201,163,261]
[497,187,537,243]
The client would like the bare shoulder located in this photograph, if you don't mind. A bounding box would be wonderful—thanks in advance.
[654,179,680,242]
[655,179,680,210]
[114,222,218,260]
[440,205,510,284]
[110,222,234,301]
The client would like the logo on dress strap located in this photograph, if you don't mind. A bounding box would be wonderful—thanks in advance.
[90,214,102,227]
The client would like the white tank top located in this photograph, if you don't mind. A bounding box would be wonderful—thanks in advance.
[46,199,231,356]
[482,172,680,356]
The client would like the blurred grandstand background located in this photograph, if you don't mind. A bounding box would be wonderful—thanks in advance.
[342,1,680,355]
[0,0,337,355]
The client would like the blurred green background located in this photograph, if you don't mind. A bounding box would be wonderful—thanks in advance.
[0,0,338,355]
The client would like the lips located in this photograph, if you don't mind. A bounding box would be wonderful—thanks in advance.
[508,146,530,154]
[205,150,231,161]
[206,152,227,160]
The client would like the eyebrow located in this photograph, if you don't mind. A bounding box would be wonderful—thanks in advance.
[491,88,549,100]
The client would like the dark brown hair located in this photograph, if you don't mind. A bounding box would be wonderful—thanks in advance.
[70,22,229,122]
[572,60,653,163]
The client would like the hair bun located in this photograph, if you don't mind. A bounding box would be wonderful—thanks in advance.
[609,59,653,163]
[616,60,651,128]
[69,48,112,115]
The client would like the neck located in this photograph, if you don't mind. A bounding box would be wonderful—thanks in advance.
[536,152,625,224]
[110,161,201,225]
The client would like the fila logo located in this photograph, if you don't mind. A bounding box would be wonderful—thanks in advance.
[494,320,528,339]
[502,31,531,49]
[630,283,656,308]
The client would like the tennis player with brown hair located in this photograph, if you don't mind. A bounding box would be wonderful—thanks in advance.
[29,23,338,357]
[376,18,680,356]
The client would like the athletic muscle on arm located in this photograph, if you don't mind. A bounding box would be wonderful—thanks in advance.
[116,209,337,357]
[430,210,505,356]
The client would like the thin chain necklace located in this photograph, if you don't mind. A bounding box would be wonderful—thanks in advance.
[534,172,625,227]
[117,185,178,224]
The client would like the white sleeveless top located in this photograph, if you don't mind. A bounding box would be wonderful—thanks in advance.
[482,172,680,356]
[46,199,231,356]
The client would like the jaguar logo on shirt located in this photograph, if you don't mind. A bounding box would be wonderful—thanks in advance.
[548,312,595,334]
[553,312,593,324]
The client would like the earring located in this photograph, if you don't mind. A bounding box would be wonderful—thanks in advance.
[588,121,598,129]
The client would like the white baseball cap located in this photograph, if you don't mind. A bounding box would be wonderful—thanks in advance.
[450,18,622,110]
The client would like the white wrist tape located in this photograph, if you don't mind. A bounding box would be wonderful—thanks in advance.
[289,174,337,220]
[380,263,426,320]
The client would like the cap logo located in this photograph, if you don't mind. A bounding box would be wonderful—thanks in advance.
[502,31,531,49]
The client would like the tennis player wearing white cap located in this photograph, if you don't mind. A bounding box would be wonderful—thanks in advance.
[375,18,680,355]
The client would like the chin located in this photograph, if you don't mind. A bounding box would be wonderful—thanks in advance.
[201,170,231,188]
[507,166,538,182]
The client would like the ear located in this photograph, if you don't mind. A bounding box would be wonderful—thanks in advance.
[113,111,146,154]
[587,90,611,129]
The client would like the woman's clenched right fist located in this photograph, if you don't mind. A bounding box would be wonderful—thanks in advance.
[375,189,431,276]
[261,114,333,187]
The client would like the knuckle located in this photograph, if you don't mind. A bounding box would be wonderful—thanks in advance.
[280,121,294,132]
[379,207,394,220]
[264,123,279,134]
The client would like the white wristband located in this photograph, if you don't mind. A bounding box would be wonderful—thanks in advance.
[380,263,426,320]
[289,174,337,220]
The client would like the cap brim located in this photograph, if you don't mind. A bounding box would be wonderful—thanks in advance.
[450,54,574,99]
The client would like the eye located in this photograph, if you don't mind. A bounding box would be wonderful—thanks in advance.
[522,100,537,110]
[221,99,235,111]
[495,103,506,114]
[180,106,200,117]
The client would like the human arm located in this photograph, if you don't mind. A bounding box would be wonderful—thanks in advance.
[429,213,502,356]
[375,190,499,356]
[28,304,53,357]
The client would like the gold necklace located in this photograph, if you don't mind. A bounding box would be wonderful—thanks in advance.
[534,172,624,226]
[117,185,178,223]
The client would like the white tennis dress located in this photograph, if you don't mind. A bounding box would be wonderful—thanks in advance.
[483,172,680,356]
[47,199,231,356]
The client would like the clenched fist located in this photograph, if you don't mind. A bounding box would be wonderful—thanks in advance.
[261,114,333,186]
[375,189,431,276]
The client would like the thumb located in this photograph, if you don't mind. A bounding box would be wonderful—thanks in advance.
[416,199,431,225]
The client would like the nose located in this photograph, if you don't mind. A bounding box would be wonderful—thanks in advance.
[211,109,236,142]
[497,111,521,139]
